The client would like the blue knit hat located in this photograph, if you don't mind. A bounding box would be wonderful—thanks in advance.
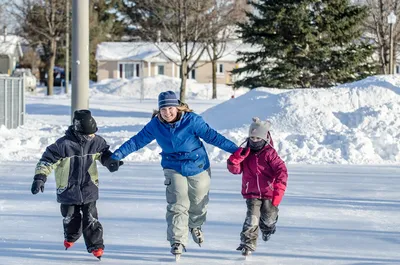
[158,91,180,109]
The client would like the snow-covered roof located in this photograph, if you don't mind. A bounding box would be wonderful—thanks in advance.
[0,35,23,57]
[95,41,255,63]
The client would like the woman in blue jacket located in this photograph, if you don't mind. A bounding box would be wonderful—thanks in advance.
[111,91,238,257]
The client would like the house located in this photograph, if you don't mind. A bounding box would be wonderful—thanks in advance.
[95,41,250,84]
[0,30,23,75]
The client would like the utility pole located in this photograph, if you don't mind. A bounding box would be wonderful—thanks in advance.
[71,0,89,120]
[65,0,69,94]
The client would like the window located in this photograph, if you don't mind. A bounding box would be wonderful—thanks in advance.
[190,69,196,79]
[125,64,134,78]
[217,63,224,74]
[178,66,195,80]
[118,63,140,78]
[158,65,165,75]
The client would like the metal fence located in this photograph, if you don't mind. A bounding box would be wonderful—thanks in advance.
[0,77,25,129]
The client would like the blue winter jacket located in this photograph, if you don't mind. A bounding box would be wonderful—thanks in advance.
[112,112,238,176]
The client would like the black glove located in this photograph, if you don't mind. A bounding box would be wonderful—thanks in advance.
[106,159,124,173]
[31,180,45,194]
[31,174,46,195]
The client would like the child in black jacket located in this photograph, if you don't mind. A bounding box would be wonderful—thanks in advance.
[31,110,122,259]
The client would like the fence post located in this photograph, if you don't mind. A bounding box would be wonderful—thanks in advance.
[4,79,7,128]
[11,79,14,128]
[17,79,21,126]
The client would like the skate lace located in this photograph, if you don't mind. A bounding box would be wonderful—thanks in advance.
[192,227,202,237]
[172,243,187,252]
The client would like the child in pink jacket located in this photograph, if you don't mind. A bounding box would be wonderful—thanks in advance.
[227,117,288,256]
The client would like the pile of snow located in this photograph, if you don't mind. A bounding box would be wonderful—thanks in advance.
[90,75,249,100]
[2,75,400,165]
[203,75,400,164]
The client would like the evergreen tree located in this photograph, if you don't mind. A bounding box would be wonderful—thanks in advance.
[233,0,378,89]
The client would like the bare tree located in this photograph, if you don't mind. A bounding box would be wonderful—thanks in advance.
[363,0,400,74]
[0,0,13,29]
[123,0,215,102]
[11,0,67,96]
[0,2,5,26]
[205,0,247,99]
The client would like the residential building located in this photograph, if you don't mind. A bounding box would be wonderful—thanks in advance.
[95,41,250,84]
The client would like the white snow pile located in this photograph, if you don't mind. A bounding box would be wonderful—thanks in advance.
[203,75,400,164]
[1,75,400,165]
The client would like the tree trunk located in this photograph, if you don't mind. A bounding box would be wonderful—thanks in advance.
[212,60,217,99]
[47,39,57,96]
[180,61,188,102]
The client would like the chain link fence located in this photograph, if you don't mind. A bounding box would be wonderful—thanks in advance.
[0,77,25,129]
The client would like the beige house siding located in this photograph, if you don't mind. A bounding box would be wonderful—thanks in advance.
[195,61,236,84]
[0,55,10,74]
[97,59,236,84]
[97,61,119,80]
[0,47,21,75]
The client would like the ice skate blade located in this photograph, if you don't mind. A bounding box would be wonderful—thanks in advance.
[241,250,252,259]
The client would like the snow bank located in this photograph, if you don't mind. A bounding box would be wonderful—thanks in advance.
[2,75,400,165]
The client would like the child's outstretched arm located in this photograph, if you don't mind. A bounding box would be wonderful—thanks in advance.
[267,149,288,206]
[32,143,62,194]
[227,147,250,174]
[96,138,124,173]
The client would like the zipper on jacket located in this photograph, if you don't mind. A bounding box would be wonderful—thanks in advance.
[255,154,261,198]
[79,145,84,204]
[245,182,249,194]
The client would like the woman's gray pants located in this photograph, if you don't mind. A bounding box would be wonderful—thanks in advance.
[163,168,211,246]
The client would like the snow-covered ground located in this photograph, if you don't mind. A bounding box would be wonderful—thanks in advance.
[1,75,400,264]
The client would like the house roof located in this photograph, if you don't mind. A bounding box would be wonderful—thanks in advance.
[95,41,254,63]
[0,35,23,57]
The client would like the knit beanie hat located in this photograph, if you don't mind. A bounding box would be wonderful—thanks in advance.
[158,91,180,109]
[249,117,271,142]
[73,109,98,135]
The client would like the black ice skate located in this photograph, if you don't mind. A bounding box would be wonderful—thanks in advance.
[236,244,252,257]
[262,226,276,241]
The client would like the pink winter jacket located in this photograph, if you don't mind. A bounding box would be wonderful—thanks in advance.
[227,142,288,205]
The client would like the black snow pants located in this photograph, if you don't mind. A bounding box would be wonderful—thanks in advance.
[240,198,278,251]
[60,201,104,252]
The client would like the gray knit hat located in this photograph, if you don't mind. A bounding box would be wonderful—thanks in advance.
[249,117,271,142]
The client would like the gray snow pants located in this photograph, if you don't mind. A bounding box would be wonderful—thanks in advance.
[163,168,211,246]
[240,199,278,251]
